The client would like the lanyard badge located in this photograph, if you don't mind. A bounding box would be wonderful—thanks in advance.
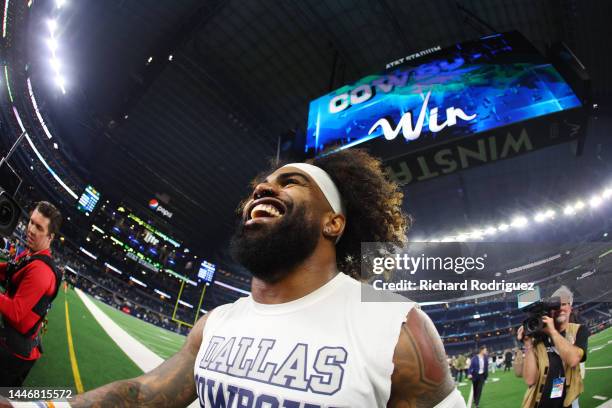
[550,377,565,399]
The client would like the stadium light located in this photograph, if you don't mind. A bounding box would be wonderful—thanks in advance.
[484,226,497,235]
[424,179,612,242]
[178,300,193,309]
[104,262,123,275]
[470,229,484,239]
[50,58,61,72]
[47,19,57,34]
[154,289,170,299]
[65,265,77,274]
[511,216,528,228]
[13,107,78,199]
[534,212,547,223]
[56,0,65,9]
[129,276,147,287]
[214,280,251,295]
[47,38,58,52]
[27,78,54,139]
[2,0,9,38]
[79,247,97,260]
[3,66,12,102]
[54,75,66,93]
[590,195,602,208]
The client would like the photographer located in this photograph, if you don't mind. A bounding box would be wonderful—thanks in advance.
[515,286,588,408]
[0,201,62,386]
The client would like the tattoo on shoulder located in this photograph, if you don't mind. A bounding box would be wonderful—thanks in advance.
[388,308,454,408]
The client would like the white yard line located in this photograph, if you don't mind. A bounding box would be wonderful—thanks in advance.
[595,398,612,408]
[75,288,198,408]
[76,288,164,371]
[466,383,474,408]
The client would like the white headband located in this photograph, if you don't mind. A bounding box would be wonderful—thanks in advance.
[281,163,345,216]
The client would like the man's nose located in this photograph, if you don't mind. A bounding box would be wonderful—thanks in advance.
[252,181,279,200]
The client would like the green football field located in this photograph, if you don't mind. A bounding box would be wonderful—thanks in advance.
[24,287,612,406]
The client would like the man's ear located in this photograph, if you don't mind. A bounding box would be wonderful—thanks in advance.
[323,213,345,241]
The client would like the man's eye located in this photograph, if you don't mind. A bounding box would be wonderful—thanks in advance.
[285,178,299,185]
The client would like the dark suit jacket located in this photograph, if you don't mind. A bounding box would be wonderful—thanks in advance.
[468,354,488,380]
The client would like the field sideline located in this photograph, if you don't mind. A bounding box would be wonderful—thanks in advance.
[23,287,612,407]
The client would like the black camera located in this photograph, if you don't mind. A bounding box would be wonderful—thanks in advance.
[521,296,561,339]
[0,187,21,237]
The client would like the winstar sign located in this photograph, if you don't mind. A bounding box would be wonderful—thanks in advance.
[148,199,173,219]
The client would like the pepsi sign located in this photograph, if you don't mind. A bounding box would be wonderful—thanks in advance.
[148,198,173,219]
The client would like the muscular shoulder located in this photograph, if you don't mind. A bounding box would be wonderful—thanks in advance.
[184,312,211,356]
[387,307,455,407]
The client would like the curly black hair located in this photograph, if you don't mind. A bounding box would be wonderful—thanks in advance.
[311,149,410,278]
[239,149,410,279]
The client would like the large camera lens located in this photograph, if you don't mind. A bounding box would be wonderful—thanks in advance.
[0,201,14,226]
[0,190,21,237]
[524,317,543,336]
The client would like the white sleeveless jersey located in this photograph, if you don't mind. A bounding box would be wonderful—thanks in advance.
[193,273,416,407]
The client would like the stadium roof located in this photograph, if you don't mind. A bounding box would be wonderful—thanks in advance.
[4,0,612,256]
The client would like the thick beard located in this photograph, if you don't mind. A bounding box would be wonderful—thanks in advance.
[230,206,320,283]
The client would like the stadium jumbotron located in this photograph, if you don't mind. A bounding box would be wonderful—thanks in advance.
[0,1,611,407]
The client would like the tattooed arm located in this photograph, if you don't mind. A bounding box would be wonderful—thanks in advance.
[70,314,209,408]
[387,308,457,408]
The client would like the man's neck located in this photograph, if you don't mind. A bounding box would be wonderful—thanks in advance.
[250,243,338,304]
[28,247,49,255]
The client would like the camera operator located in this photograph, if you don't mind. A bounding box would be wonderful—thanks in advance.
[0,201,63,386]
[515,286,588,408]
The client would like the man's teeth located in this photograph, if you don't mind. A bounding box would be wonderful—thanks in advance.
[250,203,282,219]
